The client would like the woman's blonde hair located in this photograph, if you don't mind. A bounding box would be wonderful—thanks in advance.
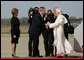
[11,8,18,15]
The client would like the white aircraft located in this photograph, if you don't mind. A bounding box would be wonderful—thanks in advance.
[74,20,83,52]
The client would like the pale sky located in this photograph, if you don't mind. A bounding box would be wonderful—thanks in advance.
[1,1,83,19]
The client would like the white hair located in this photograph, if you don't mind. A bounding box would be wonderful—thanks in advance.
[55,7,62,14]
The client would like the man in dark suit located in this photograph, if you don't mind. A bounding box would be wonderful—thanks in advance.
[28,7,39,57]
[42,10,55,57]
[29,7,46,57]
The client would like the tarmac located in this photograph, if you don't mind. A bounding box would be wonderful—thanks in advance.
[1,34,83,58]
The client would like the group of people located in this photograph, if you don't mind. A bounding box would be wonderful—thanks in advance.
[10,7,72,57]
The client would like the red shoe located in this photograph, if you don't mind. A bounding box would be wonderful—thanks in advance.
[54,55,59,58]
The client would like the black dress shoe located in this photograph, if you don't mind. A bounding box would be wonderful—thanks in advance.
[12,54,19,57]
[65,54,68,57]
[29,55,32,57]
[45,53,50,57]
[37,55,43,57]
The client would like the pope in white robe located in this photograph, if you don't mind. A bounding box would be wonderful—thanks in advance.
[46,7,72,56]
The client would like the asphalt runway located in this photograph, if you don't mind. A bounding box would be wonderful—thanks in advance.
[1,34,83,58]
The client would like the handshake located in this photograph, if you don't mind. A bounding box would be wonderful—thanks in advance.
[45,22,50,27]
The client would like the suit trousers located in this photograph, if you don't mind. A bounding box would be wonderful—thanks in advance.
[28,33,40,56]
[42,30,54,56]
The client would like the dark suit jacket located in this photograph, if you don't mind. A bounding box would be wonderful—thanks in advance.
[29,13,45,36]
[28,16,33,26]
[28,16,34,33]
[10,16,20,37]
[42,13,55,34]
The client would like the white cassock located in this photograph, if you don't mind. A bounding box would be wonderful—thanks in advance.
[49,14,72,54]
